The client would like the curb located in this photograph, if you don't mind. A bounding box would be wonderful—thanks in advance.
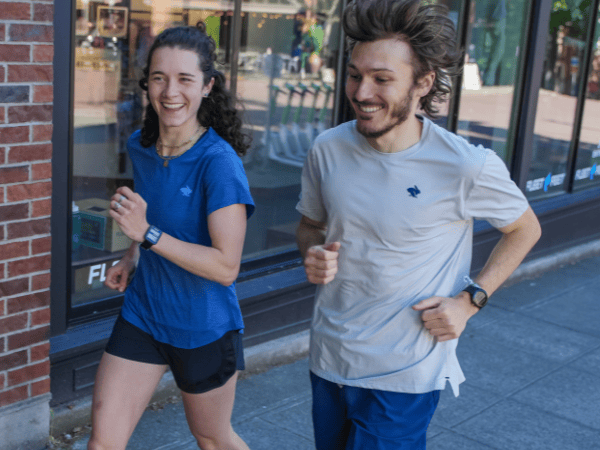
[50,238,600,437]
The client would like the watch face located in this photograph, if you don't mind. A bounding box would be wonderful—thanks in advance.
[473,290,488,307]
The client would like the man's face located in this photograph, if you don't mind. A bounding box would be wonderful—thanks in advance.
[345,38,422,139]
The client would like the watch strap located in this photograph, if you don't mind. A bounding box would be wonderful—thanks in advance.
[462,283,488,309]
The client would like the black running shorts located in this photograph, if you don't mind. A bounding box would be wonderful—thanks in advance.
[105,314,244,394]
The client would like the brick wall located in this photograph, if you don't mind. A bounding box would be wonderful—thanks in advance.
[0,0,53,409]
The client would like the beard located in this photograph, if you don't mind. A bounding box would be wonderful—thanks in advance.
[355,87,414,139]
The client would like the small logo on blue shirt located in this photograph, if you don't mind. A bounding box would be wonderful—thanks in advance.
[591,164,597,180]
[180,185,192,197]
[407,185,421,198]
[543,173,552,192]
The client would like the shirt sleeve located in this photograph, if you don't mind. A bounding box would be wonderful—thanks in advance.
[205,149,255,219]
[296,146,327,223]
[465,148,529,228]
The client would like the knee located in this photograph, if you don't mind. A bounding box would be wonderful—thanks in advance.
[193,432,233,450]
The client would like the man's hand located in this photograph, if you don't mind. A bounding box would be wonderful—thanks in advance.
[304,242,341,284]
[412,292,479,342]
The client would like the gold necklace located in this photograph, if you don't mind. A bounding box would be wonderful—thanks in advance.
[156,127,205,167]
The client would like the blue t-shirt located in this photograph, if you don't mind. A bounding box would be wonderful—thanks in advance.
[121,128,255,349]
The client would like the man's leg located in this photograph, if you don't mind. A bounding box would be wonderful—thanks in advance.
[345,387,440,450]
[311,372,351,450]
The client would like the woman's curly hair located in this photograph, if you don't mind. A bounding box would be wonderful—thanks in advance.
[138,23,251,156]
[343,0,463,118]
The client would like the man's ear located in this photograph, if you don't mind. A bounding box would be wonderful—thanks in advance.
[416,71,435,98]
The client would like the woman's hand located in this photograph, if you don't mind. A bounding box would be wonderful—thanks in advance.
[109,186,149,243]
[104,258,136,292]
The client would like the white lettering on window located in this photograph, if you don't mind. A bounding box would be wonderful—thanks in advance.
[88,264,102,285]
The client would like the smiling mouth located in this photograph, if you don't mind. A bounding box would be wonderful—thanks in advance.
[161,103,185,110]
[356,104,383,113]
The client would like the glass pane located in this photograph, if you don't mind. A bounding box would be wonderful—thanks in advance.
[237,0,342,259]
[525,0,594,198]
[457,0,528,163]
[424,0,462,129]
[71,0,234,309]
[574,3,600,190]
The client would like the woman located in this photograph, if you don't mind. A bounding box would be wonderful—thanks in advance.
[89,24,253,450]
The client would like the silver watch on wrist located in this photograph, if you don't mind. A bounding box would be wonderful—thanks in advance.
[462,283,488,309]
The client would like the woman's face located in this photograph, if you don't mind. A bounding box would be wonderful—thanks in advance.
[147,47,213,133]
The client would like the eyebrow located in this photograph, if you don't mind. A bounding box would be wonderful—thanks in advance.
[347,63,395,73]
[149,70,198,77]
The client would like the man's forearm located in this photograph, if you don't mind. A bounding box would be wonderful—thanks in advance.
[475,208,541,297]
[296,219,327,259]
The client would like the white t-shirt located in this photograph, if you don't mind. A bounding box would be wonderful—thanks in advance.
[296,116,530,396]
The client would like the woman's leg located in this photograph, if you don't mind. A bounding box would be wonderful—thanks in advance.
[181,372,250,450]
[87,352,168,450]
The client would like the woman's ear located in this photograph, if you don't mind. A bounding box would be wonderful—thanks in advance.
[204,77,215,96]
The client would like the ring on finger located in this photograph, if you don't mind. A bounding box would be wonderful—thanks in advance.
[114,201,122,210]
[118,194,126,203]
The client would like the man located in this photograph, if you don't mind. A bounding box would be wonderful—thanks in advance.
[295,0,542,449]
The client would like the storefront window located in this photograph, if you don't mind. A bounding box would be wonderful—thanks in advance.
[525,0,594,198]
[236,0,341,259]
[456,0,529,163]
[573,4,600,190]
[70,0,235,310]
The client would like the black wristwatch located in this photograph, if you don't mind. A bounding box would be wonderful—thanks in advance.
[140,225,162,250]
[462,283,488,309]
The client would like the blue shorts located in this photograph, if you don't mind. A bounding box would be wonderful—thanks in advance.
[311,372,440,450]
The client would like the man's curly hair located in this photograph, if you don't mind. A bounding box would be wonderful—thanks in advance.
[343,0,463,118]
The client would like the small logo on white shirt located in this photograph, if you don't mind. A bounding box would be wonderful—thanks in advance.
[407,185,421,198]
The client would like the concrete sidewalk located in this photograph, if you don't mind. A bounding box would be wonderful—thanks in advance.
[60,251,600,450]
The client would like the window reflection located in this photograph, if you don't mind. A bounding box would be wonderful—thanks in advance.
[526,2,593,198]
[237,1,341,259]
[574,6,600,190]
[457,0,527,163]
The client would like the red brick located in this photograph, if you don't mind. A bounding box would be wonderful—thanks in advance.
[31,235,50,253]
[30,377,49,396]
[0,313,28,335]
[31,273,49,291]
[0,385,27,407]
[30,307,49,326]
[8,105,52,124]
[31,198,50,218]
[0,126,29,145]
[0,66,4,83]
[0,241,29,260]
[0,3,30,20]
[33,3,52,22]
[0,350,27,371]
[6,181,51,201]
[7,292,49,314]
[0,45,29,62]
[31,161,51,179]
[32,45,52,63]
[0,299,4,315]
[0,165,29,183]
[0,203,28,221]
[30,342,49,362]
[0,373,4,389]
[0,277,28,297]
[9,25,52,43]
[0,336,4,351]
[7,65,52,83]
[0,24,5,41]
[32,85,52,103]
[7,217,50,239]
[7,255,51,277]
[7,360,49,386]
[8,143,51,162]
[0,264,5,280]
[7,325,49,351]
[0,185,4,202]
[0,107,5,123]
